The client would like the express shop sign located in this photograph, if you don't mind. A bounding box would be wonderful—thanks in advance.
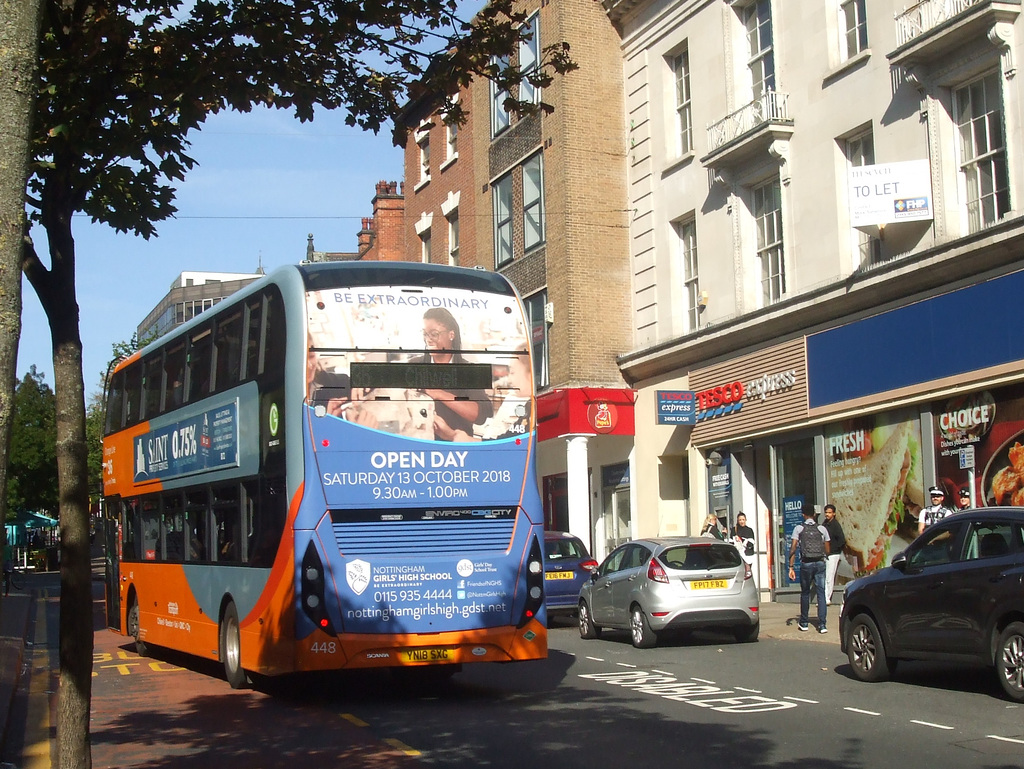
[695,370,797,422]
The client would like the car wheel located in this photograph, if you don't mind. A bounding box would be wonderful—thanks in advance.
[996,621,1024,703]
[846,614,890,683]
[630,605,658,649]
[127,598,148,657]
[220,602,250,689]
[578,600,600,639]
[734,623,759,643]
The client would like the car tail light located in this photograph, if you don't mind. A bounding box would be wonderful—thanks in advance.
[580,559,599,572]
[648,558,669,584]
[744,562,752,581]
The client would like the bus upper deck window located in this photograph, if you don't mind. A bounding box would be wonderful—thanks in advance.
[164,342,185,410]
[142,355,163,420]
[105,371,125,434]
[215,310,243,391]
[187,326,213,402]
[123,364,142,427]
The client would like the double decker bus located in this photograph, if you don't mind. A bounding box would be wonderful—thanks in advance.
[102,262,546,687]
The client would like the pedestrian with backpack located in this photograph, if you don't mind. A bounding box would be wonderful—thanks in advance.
[788,504,831,634]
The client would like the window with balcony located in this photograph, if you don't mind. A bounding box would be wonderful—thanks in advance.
[754,178,785,305]
[840,0,869,60]
[523,154,545,251]
[955,71,1009,233]
[520,14,541,106]
[744,0,775,100]
[491,55,511,137]
[844,130,882,266]
[524,291,549,390]
[675,219,700,332]
[493,173,513,266]
[673,50,693,156]
[447,211,460,266]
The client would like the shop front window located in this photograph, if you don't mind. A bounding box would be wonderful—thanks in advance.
[774,439,816,589]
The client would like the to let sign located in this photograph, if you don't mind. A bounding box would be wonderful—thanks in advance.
[849,159,933,227]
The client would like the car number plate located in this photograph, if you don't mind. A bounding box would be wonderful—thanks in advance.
[400,647,454,664]
[690,579,728,590]
[546,571,575,580]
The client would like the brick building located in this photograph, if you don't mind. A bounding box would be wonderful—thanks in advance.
[399,0,636,558]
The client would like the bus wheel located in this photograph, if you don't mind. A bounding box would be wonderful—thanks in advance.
[220,602,250,689]
[127,598,148,657]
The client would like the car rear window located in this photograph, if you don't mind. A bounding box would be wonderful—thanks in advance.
[545,537,586,560]
[660,544,741,571]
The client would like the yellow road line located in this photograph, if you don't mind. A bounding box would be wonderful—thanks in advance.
[23,596,51,769]
[382,738,422,757]
[340,713,368,727]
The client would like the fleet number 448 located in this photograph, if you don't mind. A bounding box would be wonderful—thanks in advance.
[311,641,337,654]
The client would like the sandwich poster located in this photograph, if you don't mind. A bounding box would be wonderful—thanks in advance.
[824,412,924,579]
[934,385,1024,506]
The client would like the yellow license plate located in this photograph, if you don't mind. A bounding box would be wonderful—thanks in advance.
[546,571,575,580]
[400,647,454,664]
[690,579,728,590]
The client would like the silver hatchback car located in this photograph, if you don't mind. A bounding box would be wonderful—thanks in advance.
[578,537,760,648]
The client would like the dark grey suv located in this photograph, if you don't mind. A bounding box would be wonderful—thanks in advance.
[840,508,1024,702]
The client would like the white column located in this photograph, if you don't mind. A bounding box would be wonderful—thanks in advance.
[566,435,592,544]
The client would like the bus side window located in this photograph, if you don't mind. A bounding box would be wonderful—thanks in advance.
[243,299,263,381]
[105,371,125,434]
[214,309,243,392]
[123,363,142,428]
[245,477,286,567]
[163,492,184,562]
[142,354,163,421]
[164,342,185,411]
[186,325,213,402]
[141,497,160,560]
[263,288,286,379]
[122,498,141,561]
[186,489,209,561]
[213,484,241,563]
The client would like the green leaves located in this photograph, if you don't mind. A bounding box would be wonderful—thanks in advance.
[28,0,575,239]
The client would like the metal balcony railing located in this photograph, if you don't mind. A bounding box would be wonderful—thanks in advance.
[706,91,790,154]
[894,0,984,46]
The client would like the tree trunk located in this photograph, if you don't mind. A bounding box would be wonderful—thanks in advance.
[0,0,43,594]
[28,207,94,768]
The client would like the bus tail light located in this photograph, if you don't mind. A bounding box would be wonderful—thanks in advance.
[301,542,336,636]
[518,538,545,628]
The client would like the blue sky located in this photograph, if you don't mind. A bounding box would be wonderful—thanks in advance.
[19,106,404,397]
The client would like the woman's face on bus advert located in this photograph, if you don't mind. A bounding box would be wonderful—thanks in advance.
[423,318,455,352]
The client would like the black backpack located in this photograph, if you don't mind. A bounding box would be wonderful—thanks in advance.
[799,524,826,560]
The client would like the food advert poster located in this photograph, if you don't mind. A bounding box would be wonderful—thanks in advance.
[824,412,923,580]
[934,385,1024,507]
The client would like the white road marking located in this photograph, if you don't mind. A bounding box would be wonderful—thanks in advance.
[910,720,954,730]
[585,656,605,662]
[616,662,637,668]
[653,669,673,676]
[844,707,881,716]
[987,735,1024,744]
[735,687,762,693]
[691,677,716,685]
[785,696,819,704]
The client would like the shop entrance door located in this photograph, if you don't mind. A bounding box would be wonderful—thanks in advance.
[601,486,631,557]
[773,438,817,594]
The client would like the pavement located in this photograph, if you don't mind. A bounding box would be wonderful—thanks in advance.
[0,570,836,768]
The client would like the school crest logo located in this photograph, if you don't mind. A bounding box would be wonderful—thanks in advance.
[346,559,371,596]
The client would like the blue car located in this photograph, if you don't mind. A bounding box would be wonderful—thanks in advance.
[544,531,597,618]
